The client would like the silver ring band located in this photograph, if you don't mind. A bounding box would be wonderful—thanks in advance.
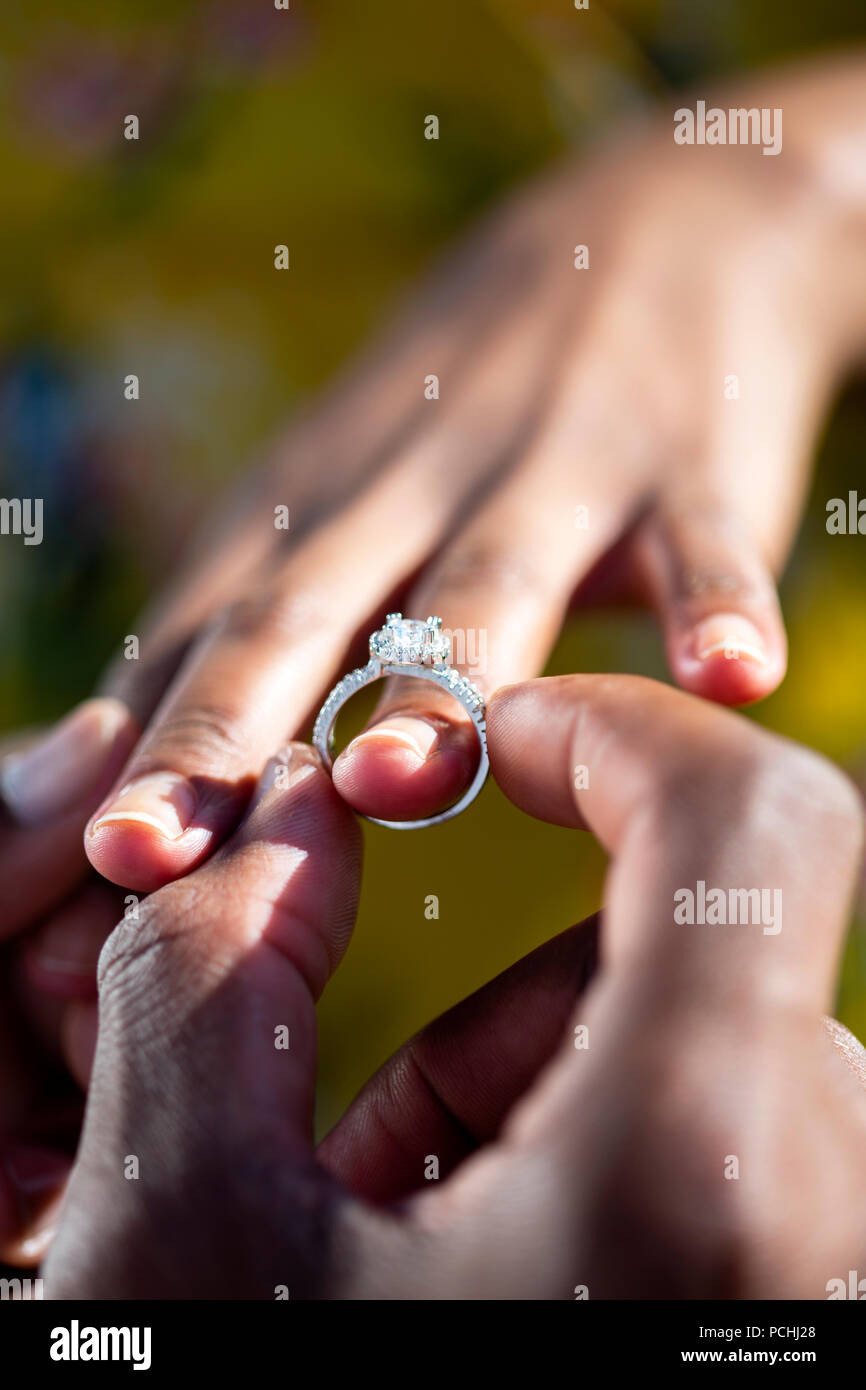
[313,656,488,829]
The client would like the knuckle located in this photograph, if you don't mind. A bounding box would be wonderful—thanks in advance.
[653,501,777,610]
[676,568,765,605]
[670,556,770,613]
[144,701,249,765]
[773,743,865,854]
[100,637,193,723]
[690,731,866,870]
[637,697,797,821]
[424,541,550,603]
[214,586,329,647]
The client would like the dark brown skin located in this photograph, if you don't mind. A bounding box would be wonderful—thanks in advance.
[37,675,866,1300]
[2,55,866,897]
[3,50,866,1277]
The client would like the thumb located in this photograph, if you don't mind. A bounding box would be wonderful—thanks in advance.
[90,743,361,1150]
[45,746,362,1298]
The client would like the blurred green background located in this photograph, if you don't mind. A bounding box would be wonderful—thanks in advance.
[1,1,864,1134]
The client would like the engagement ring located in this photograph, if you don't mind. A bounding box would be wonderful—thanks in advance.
[313,614,488,829]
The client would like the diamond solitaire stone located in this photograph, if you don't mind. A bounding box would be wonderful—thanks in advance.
[369,613,450,667]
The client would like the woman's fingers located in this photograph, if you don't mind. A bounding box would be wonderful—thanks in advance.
[0,700,132,828]
[630,253,836,706]
[22,881,124,1002]
[0,1144,71,1267]
[81,189,567,852]
[631,498,788,705]
[84,503,425,891]
[0,700,137,938]
[0,882,126,1268]
[84,294,566,888]
[332,383,645,822]
[0,924,89,1267]
[318,915,599,1201]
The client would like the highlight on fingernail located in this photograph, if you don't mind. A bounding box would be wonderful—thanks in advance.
[249,745,322,813]
[90,771,197,842]
[693,614,767,666]
[30,936,100,996]
[342,716,439,768]
[0,1147,69,1265]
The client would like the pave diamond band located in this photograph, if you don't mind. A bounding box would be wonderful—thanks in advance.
[313,614,488,829]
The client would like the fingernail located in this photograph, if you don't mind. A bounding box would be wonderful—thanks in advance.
[0,699,130,827]
[345,717,439,768]
[36,955,93,978]
[3,1154,65,1262]
[250,745,321,810]
[90,771,197,841]
[693,614,767,665]
[2,1147,69,1261]
[34,920,97,979]
[17,1227,56,1262]
[4,1150,69,1197]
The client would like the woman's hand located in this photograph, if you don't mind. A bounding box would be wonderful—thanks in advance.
[42,674,866,1299]
[1,55,863,903]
